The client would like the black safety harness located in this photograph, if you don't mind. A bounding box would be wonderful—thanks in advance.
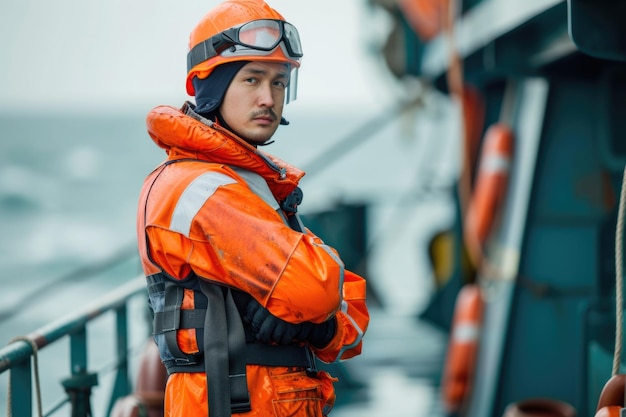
[149,276,317,416]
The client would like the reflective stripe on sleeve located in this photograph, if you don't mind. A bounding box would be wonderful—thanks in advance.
[170,172,237,236]
[336,299,365,360]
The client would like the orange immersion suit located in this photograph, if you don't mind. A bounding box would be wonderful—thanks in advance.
[136,103,369,417]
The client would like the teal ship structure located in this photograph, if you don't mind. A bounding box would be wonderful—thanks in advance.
[369,0,626,415]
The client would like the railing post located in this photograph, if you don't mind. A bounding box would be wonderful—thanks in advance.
[8,353,33,417]
[62,328,98,417]
[106,304,131,416]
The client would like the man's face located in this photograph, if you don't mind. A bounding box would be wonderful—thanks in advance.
[220,61,290,145]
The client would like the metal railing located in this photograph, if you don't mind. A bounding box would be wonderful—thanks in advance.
[0,276,148,417]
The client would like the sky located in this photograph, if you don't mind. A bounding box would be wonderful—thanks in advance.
[0,0,400,114]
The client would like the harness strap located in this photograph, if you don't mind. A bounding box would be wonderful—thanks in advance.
[224,287,250,414]
[198,279,250,417]
[161,343,316,374]
[198,281,251,416]
[246,343,317,371]
[199,282,230,417]
[153,309,206,333]
[162,285,198,365]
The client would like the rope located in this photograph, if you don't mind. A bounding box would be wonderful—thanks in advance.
[442,0,489,276]
[613,166,626,377]
[6,336,43,417]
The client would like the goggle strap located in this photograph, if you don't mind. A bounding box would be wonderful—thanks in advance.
[187,39,219,73]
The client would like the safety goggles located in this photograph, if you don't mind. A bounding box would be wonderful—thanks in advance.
[187,19,303,72]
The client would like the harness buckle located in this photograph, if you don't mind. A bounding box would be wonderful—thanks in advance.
[172,354,200,366]
[159,306,181,333]
[230,399,252,414]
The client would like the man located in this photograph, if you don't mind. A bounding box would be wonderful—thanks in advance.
[136,1,370,416]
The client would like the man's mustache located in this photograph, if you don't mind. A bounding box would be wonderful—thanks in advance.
[251,109,277,121]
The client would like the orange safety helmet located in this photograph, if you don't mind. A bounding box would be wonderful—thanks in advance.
[186,0,303,96]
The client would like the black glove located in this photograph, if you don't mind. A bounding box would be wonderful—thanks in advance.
[244,298,311,345]
[306,317,337,348]
[243,298,337,347]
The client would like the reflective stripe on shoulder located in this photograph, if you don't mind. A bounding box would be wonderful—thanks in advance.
[231,167,297,229]
[170,172,236,236]
[231,167,280,211]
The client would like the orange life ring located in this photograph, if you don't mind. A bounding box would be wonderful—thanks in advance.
[464,123,514,256]
[594,374,626,417]
[596,406,623,417]
[441,283,484,413]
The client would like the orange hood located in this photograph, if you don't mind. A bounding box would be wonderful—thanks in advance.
[146,103,305,201]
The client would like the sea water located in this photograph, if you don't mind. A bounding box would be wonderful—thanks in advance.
[0,102,458,416]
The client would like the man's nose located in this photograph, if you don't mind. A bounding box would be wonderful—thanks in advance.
[257,83,275,107]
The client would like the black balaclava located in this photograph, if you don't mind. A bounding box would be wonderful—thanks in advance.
[192,61,290,136]
[193,61,248,119]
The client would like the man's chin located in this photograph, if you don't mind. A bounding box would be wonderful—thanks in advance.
[243,127,278,145]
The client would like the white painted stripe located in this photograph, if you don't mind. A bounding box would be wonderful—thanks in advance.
[170,172,236,236]
[453,322,480,342]
[482,154,510,173]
